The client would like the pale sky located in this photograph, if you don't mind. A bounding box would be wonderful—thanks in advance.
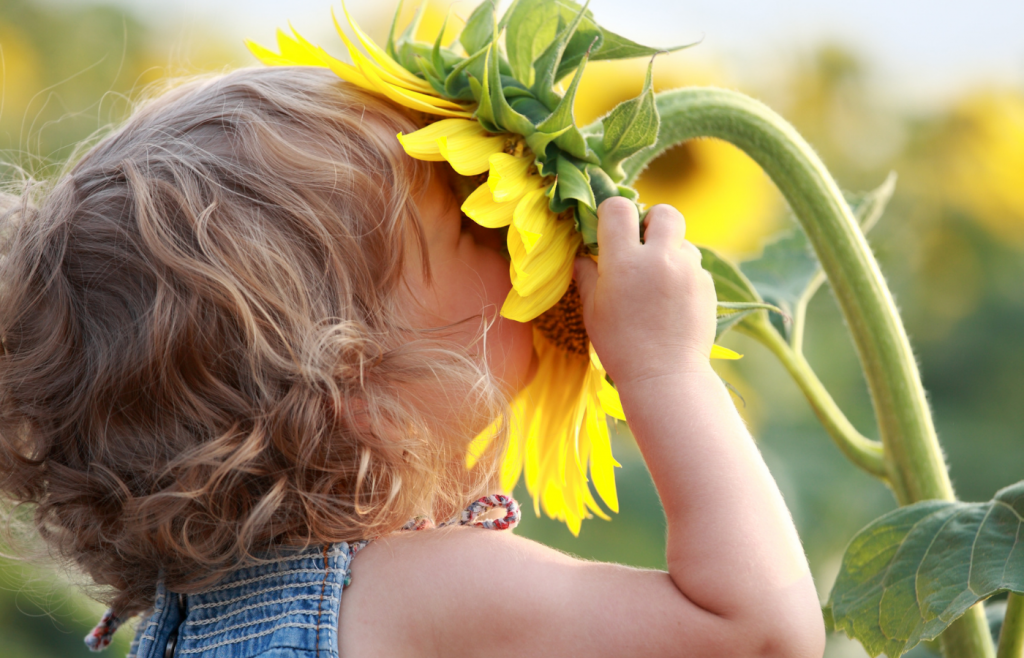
[48,0,1024,107]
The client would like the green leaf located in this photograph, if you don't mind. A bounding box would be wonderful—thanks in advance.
[460,0,499,55]
[546,1,697,82]
[700,247,761,305]
[504,0,561,87]
[847,171,897,235]
[599,58,660,181]
[827,481,1024,658]
[716,302,783,340]
[740,229,817,338]
[555,155,595,209]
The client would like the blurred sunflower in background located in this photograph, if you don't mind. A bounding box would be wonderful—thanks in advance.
[937,91,1024,248]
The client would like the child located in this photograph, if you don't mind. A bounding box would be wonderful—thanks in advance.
[0,66,824,657]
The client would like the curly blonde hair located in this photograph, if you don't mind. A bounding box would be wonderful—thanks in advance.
[0,67,508,617]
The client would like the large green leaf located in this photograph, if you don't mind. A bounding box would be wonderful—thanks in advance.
[700,247,760,304]
[598,58,659,181]
[827,481,1024,657]
[739,173,896,339]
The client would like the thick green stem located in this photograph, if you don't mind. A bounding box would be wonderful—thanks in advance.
[619,87,950,503]
[999,594,1024,658]
[618,87,993,657]
[741,319,887,479]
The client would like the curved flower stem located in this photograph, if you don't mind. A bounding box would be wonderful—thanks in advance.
[620,87,994,658]
[738,319,887,479]
[998,594,1024,658]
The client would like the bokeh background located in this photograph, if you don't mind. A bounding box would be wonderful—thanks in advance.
[1,1,1022,656]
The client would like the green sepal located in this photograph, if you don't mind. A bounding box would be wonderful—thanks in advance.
[501,76,532,97]
[524,126,570,159]
[413,55,448,96]
[616,184,639,201]
[467,74,500,133]
[530,0,592,109]
[535,46,597,162]
[484,21,536,136]
[586,164,619,205]
[444,48,486,99]
[576,204,599,251]
[392,0,427,72]
[555,155,595,209]
[431,8,453,81]
[599,57,660,181]
[510,97,551,124]
[504,0,562,87]
[460,0,499,55]
[385,0,406,60]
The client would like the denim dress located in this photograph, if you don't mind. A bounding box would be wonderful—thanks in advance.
[107,494,519,658]
[126,542,362,658]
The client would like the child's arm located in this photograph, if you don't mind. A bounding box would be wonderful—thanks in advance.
[339,198,825,658]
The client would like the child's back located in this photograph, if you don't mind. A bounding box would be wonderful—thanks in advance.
[0,67,825,657]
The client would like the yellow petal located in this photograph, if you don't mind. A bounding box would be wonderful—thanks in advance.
[438,133,507,176]
[711,344,743,360]
[500,261,573,321]
[465,414,502,469]
[354,56,473,118]
[488,153,534,203]
[338,2,435,93]
[509,228,577,296]
[511,188,552,255]
[245,39,297,66]
[276,27,324,66]
[462,184,516,228]
[397,119,487,162]
[596,376,626,421]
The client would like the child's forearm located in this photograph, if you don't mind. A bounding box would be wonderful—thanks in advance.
[617,365,814,620]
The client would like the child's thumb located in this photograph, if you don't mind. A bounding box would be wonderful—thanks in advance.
[573,256,598,314]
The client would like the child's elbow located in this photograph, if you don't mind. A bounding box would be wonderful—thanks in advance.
[744,592,827,658]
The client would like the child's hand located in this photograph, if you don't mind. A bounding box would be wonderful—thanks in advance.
[573,197,717,388]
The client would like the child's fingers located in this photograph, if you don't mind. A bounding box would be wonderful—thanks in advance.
[642,204,687,248]
[596,197,641,263]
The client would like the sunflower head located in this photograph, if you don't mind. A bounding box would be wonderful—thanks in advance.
[249,1,746,535]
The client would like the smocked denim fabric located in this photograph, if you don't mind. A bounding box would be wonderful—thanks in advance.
[127,542,361,658]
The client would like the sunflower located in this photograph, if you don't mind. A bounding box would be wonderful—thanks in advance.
[249,0,739,533]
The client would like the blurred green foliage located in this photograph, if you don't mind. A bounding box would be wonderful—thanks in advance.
[1,2,1022,657]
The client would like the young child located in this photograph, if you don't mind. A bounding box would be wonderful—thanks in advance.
[0,66,825,657]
